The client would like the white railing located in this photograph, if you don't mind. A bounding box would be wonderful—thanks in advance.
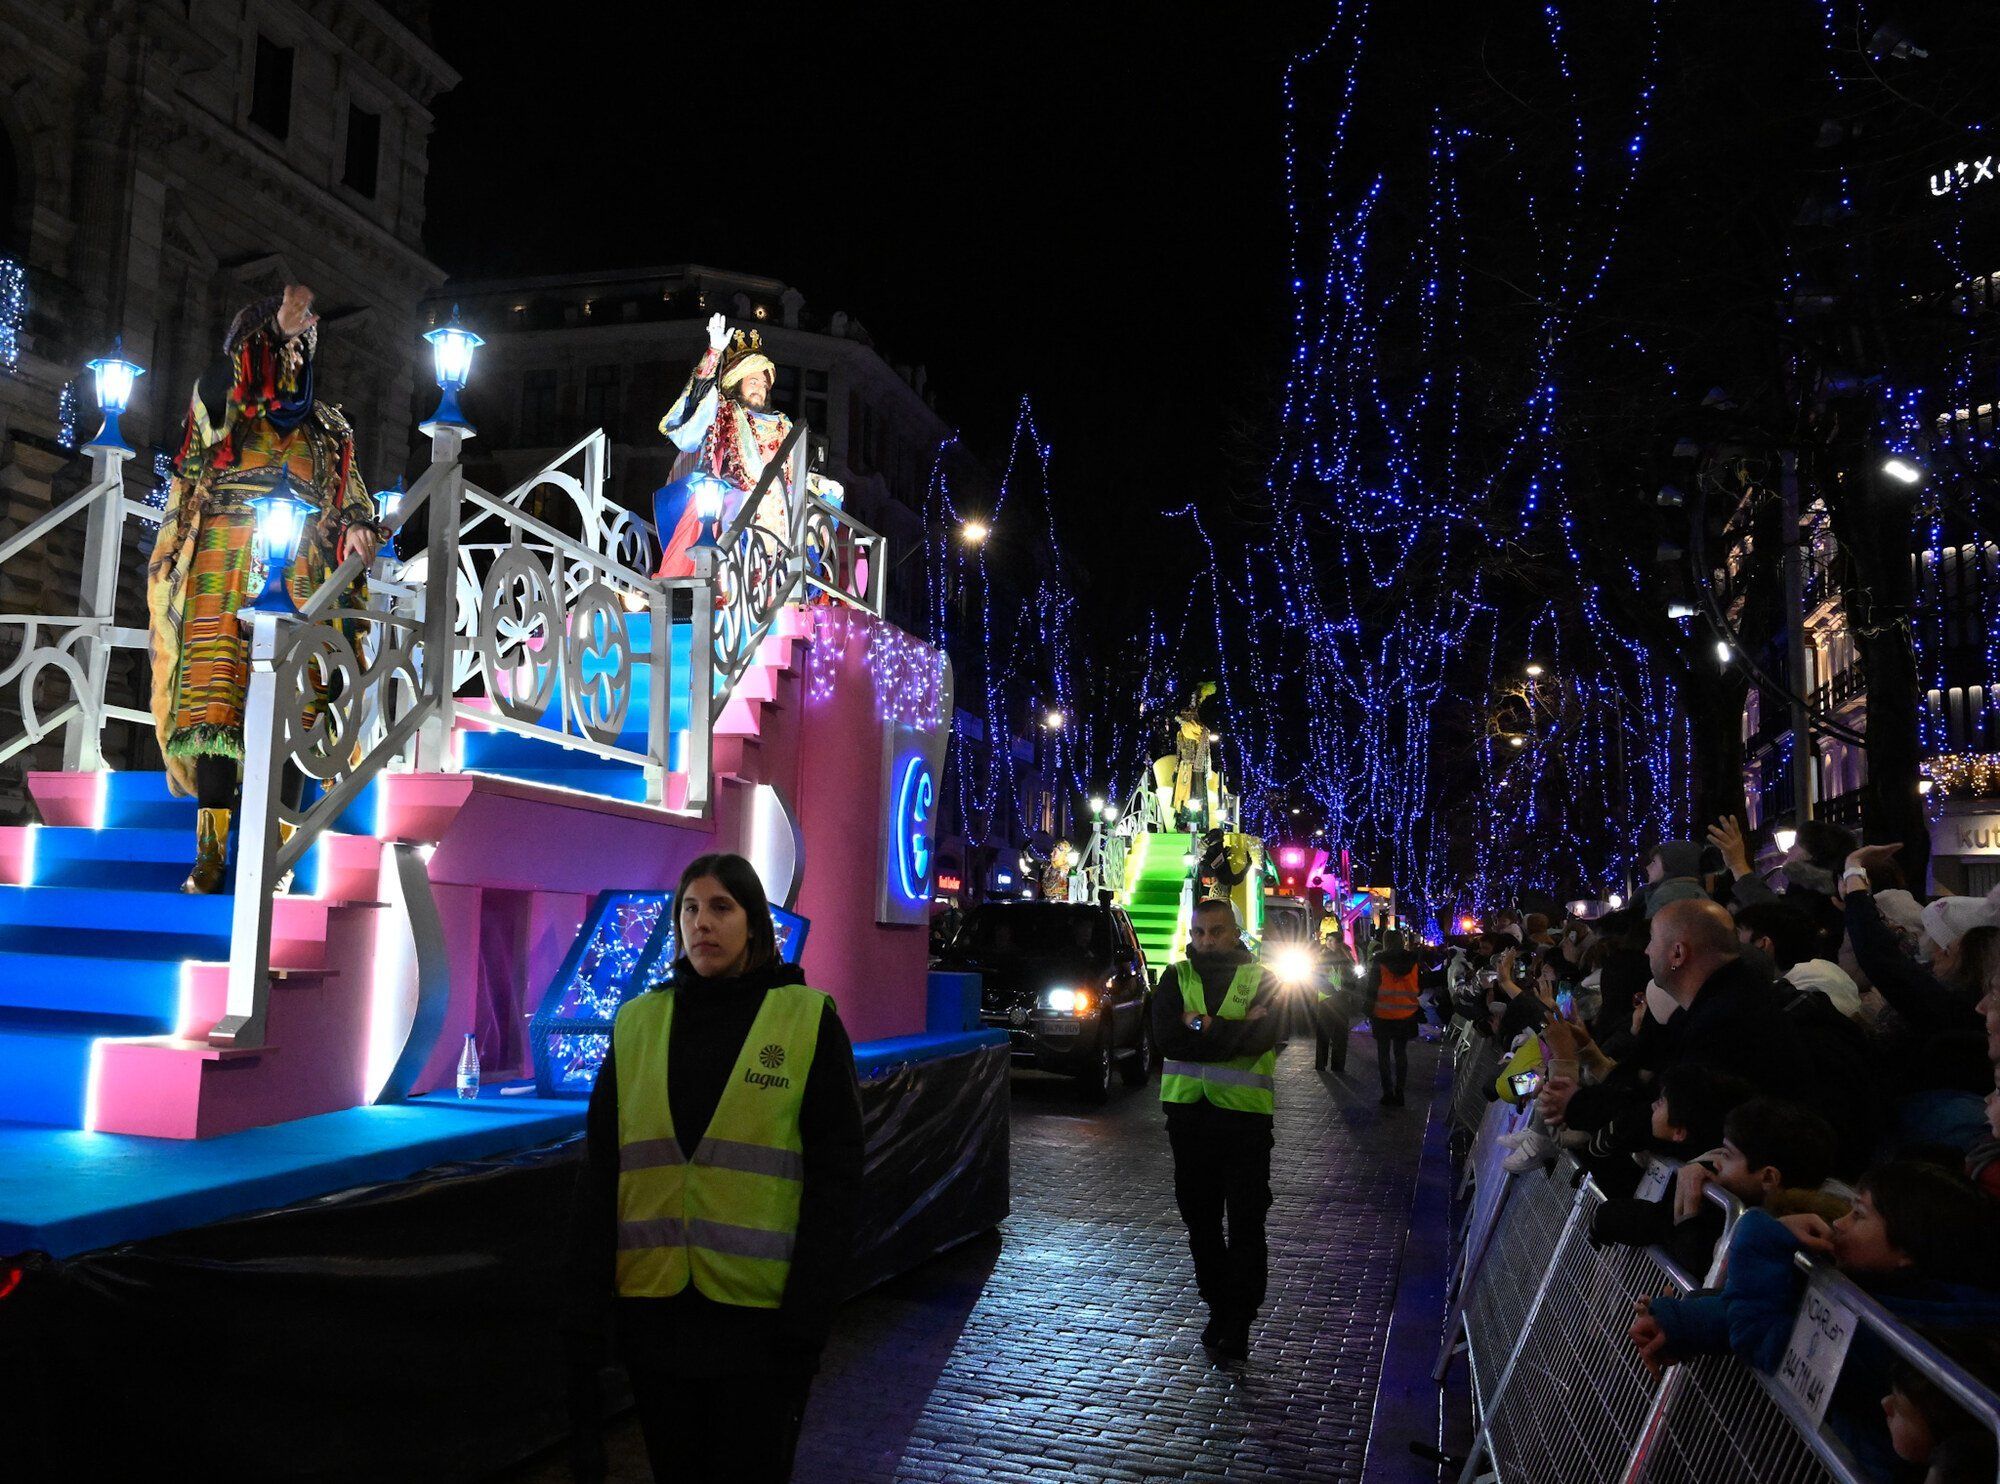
[1,401,888,1051]
[215,419,883,1049]
[0,443,155,773]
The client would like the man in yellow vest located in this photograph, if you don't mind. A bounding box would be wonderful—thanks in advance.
[1153,896,1281,1361]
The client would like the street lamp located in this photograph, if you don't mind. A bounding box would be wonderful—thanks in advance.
[1881,456,1924,486]
[1666,601,1697,620]
[1773,826,1798,855]
[83,337,145,454]
[243,478,316,615]
[420,305,483,437]
[1089,794,1106,815]
[1043,709,1065,730]
[960,518,991,546]
[1715,640,1732,664]
[1524,662,1544,678]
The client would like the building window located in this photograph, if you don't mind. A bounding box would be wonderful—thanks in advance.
[250,36,294,140]
[804,369,829,435]
[342,104,381,197]
[583,364,621,439]
[773,364,801,420]
[522,368,559,446]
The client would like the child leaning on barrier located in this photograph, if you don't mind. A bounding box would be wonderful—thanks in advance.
[1586,1069,1764,1272]
[1883,1333,2000,1484]
[1631,1159,2000,1478]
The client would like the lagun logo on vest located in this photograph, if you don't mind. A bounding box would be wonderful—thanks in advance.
[759,1043,786,1069]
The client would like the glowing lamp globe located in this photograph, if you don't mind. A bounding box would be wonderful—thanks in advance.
[688,470,733,546]
[1772,827,1798,855]
[420,306,483,435]
[84,337,146,453]
[244,481,316,615]
[374,477,404,560]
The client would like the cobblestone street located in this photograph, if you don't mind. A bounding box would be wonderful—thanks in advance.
[509,1032,1446,1483]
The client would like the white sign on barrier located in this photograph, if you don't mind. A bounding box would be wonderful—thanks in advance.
[1634,1158,1678,1204]
[1777,1285,1858,1424]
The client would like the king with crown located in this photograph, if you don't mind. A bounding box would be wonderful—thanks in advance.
[652,311,793,578]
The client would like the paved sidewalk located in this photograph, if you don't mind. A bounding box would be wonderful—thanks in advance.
[504,1032,1446,1482]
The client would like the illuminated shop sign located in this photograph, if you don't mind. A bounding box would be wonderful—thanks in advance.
[1931,155,1999,197]
[892,754,935,903]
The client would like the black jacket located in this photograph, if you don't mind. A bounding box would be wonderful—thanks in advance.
[1153,947,1280,1132]
[566,958,865,1377]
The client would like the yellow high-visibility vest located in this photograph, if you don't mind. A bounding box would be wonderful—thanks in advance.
[612,981,829,1307]
[1160,961,1276,1114]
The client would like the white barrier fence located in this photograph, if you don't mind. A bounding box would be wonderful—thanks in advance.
[1440,1032,2000,1484]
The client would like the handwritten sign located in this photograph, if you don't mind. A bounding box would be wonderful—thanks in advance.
[1777,1283,1859,1425]
[1635,1159,1678,1204]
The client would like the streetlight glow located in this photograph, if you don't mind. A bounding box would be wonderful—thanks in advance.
[1524,662,1544,677]
[960,519,991,546]
[1881,456,1924,486]
[1044,709,1064,730]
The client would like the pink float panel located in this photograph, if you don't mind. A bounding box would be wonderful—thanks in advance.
[0,825,33,886]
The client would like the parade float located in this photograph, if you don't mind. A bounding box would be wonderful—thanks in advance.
[0,315,1006,1477]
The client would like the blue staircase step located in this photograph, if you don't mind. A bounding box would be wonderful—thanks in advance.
[0,1007,168,1127]
[92,773,373,868]
[0,883,237,936]
[0,923,232,962]
[0,947,187,1021]
[454,766,653,804]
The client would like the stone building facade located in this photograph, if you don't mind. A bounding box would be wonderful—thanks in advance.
[0,0,456,815]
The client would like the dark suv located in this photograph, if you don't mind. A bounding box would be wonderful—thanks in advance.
[940,900,1155,1101]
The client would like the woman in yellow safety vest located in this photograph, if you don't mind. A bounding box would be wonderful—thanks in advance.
[568,853,863,1483]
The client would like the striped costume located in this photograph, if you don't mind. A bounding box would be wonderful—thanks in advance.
[145,313,377,797]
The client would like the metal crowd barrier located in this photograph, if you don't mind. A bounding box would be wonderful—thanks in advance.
[1448,1030,1503,1138]
[1444,1141,2000,1484]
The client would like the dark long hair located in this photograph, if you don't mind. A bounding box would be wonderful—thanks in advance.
[674,853,778,971]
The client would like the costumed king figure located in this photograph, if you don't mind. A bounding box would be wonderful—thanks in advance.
[653,312,793,579]
[146,285,385,893]
[1154,682,1222,830]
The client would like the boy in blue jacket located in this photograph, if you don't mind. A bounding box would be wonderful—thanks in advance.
[1630,1160,2000,1475]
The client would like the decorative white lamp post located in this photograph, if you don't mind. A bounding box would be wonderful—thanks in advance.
[243,480,316,615]
[374,476,404,562]
[688,470,733,547]
[83,337,145,456]
[419,305,483,440]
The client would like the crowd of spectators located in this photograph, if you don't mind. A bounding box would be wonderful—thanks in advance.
[1444,820,2000,1480]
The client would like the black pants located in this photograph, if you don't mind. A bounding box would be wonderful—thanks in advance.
[621,1360,813,1483]
[1168,1120,1274,1319]
[1375,1032,1409,1096]
[193,754,306,812]
[1312,1002,1348,1072]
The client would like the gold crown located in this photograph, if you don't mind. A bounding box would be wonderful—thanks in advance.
[721,327,764,368]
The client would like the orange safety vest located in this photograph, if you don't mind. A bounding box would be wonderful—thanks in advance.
[1374,964,1421,1020]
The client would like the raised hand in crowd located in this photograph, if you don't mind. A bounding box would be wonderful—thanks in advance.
[1705,815,1754,879]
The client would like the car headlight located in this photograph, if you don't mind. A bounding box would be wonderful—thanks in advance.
[1275,946,1316,984]
[1041,986,1095,1015]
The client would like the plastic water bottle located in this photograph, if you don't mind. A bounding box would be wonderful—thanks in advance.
[456,1033,481,1100]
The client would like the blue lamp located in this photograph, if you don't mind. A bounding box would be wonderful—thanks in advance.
[688,469,733,547]
[374,476,404,560]
[420,305,483,435]
[84,336,145,453]
[244,476,316,615]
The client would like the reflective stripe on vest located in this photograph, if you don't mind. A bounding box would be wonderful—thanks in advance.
[1375,964,1421,1019]
[612,981,830,1307]
[1160,961,1276,1114]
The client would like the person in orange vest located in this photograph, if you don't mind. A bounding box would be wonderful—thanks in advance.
[566,853,864,1482]
[1364,930,1424,1106]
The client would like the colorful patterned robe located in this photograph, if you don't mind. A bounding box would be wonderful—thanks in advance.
[653,345,794,578]
[145,322,377,797]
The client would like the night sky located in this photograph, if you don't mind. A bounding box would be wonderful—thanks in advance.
[423,6,1329,599]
